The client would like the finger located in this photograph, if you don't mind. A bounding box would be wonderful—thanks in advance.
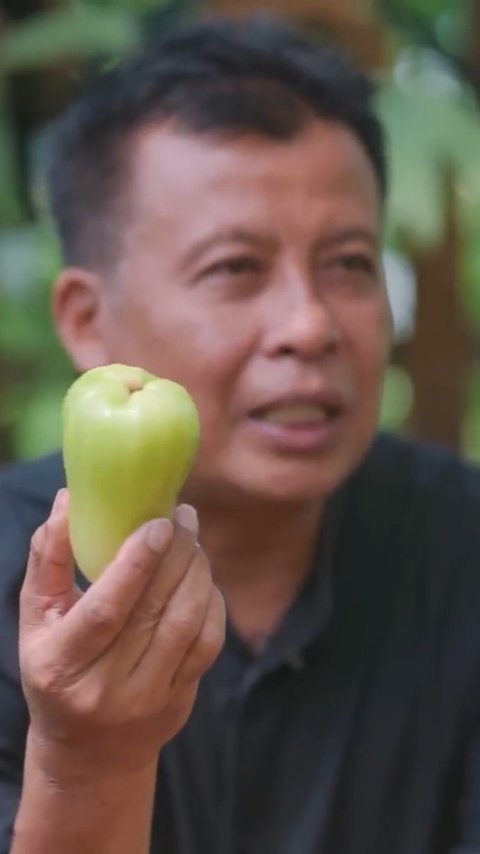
[130,545,213,687]
[175,504,199,539]
[131,505,199,627]
[20,489,76,627]
[174,586,226,684]
[51,516,173,670]
[119,505,199,658]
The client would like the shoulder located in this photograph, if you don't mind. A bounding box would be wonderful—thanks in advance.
[355,430,480,497]
[339,431,480,622]
[343,433,480,679]
[347,431,480,531]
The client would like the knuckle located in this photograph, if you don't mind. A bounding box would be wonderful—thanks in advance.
[135,603,163,628]
[116,538,160,578]
[117,550,152,581]
[169,608,201,644]
[128,547,157,576]
[28,657,66,696]
[83,597,119,633]
[72,684,105,721]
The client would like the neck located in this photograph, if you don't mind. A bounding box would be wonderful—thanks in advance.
[190,490,326,650]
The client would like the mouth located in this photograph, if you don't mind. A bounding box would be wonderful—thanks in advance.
[251,401,338,424]
[248,393,347,453]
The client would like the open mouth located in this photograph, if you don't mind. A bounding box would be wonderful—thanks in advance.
[248,398,346,453]
[250,402,341,426]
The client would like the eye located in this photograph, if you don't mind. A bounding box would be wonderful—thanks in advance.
[203,256,263,278]
[336,254,376,274]
[318,252,379,297]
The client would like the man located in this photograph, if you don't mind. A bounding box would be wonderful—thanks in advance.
[1,13,480,854]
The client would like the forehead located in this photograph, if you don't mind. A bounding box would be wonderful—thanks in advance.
[127,118,381,241]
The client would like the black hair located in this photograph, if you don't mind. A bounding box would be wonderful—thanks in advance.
[47,14,387,270]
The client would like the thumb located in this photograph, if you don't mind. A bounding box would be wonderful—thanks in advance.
[20,488,77,628]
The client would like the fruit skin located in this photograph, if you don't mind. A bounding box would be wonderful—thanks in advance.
[62,363,200,583]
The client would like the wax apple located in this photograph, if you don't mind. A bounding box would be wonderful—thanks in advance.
[62,363,200,582]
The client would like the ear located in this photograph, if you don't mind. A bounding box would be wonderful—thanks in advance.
[52,268,112,372]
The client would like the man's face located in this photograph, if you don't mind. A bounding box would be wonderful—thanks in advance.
[61,119,392,506]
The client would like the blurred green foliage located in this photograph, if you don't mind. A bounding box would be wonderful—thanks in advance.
[0,0,479,461]
[0,6,139,72]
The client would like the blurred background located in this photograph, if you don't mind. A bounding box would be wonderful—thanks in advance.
[0,0,479,465]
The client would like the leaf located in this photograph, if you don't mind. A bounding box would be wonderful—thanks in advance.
[378,82,448,245]
[0,5,140,73]
[377,63,480,247]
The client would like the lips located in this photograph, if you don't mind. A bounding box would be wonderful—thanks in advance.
[253,403,329,425]
[247,390,348,453]
[249,391,346,425]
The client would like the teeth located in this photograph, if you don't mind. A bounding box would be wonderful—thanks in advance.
[261,404,328,424]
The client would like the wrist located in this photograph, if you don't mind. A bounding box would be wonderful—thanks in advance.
[13,728,158,854]
[24,725,159,794]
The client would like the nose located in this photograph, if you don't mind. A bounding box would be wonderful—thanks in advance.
[263,280,340,362]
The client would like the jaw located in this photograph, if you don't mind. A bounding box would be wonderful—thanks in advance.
[182,399,380,508]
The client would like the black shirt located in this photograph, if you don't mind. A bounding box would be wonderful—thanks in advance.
[1,433,480,853]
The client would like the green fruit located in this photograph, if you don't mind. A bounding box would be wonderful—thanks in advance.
[62,363,200,582]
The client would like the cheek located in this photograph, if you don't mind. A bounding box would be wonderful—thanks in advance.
[180,322,256,435]
[114,300,255,425]
[346,298,392,396]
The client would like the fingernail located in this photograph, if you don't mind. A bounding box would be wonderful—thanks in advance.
[145,518,172,552]
[175,504,199,536]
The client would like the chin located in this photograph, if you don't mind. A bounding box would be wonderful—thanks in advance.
[254,431,377,500]
[226,457,357,507]
[188,430,377,508]
[250,473,344,504]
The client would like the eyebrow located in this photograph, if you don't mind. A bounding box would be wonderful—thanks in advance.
[182,228,276,269]
[314,226,379,250]
[182,224,379,269]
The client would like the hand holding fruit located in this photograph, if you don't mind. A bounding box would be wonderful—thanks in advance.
[19,490,225,782]
[18,364,225,784]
